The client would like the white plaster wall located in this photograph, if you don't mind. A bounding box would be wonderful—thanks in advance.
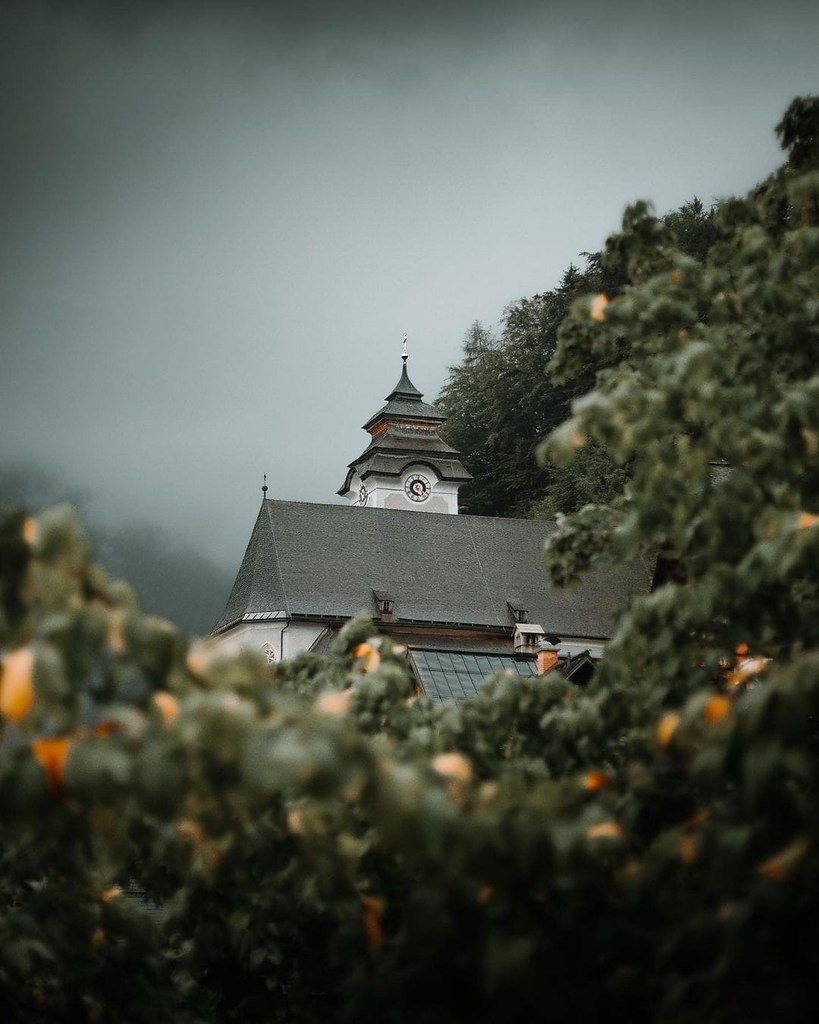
[383,492,450,513]
[369,464,459,514]
[213,620,286,659]
[282,622,328,660]
[345,471,364,506]
[345,464,460,513]
[212,619,329,662]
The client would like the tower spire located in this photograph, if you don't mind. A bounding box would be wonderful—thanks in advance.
[336,334,472,512]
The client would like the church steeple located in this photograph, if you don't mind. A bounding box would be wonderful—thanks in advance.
[385,337,423,401]
[338,340,471,513]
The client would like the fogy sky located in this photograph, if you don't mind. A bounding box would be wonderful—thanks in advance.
[1,0,818,590]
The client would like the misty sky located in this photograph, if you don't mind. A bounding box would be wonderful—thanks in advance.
[2,0,818,598]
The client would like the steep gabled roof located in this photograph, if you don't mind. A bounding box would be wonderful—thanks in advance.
[215,501,290,624]
[214,500,651,636]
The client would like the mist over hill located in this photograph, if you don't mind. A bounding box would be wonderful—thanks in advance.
[0,464,232,635]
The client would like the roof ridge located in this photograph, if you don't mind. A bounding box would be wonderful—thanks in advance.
[263,497,555,529]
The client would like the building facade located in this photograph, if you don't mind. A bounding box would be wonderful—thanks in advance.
[212,351,651,698]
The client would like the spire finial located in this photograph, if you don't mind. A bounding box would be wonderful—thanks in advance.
[261,473,268,499]
[402,335,408,363]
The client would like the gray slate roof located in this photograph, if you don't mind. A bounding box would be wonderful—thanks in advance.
[386,361,424,401]
[361,362,444,431]
[342,424,474,489]
[362,397,445,429]
[214,500,651,637]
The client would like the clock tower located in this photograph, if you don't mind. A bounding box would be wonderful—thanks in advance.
[337,344,472,514]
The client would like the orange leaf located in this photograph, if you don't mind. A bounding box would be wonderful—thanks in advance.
[656,712,680,749]
[734,642,749,660]
[476,884,493,905]
[590,294,609,322]
[286,808,305,836]
[316,688,354,716]
[31,737,71,791]
[756,838,810,881]
[679,834,696,865]
[351,643,381,672]
[152,690,179,724]
[186,640,213,677]
[446,779,468,808]
[703,695,730,724]
[176,819,203,844]
[91,927,105,949]
[798,511,819,530]
[22,516,39,546]
[582,770,609,792]
[683,809,709,830]
[0,647,35,724]
[431,752,473,783]
[92,720,118,738]
[100,885,123,903]
[361,894,385,951]
[586,821,624,841]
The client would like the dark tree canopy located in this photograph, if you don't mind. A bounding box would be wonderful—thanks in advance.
[438,198,720,519]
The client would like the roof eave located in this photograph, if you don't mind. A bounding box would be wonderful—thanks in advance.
[359,465,472,484]
[362,409,446,433]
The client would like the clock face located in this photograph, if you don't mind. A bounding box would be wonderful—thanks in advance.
[404,474,431,502]
[358,484,368,506]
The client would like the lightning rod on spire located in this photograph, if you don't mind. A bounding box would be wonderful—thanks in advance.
[402,335,408,363]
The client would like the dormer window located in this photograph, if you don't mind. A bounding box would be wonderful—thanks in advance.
[506,600,529,623]
[373,590,395,622]
[513,623,546,653]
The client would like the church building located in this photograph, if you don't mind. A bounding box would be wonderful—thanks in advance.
[212,346,650,699]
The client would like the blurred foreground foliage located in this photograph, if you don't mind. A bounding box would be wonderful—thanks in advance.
[3,98,819,1022]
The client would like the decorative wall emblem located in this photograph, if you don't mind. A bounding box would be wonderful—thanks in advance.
[404,474,431,502]
[261,642,277,665]
[357,483,369,506]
